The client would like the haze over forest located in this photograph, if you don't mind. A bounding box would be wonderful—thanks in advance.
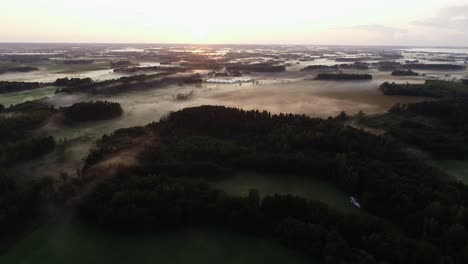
[2,1,468,264]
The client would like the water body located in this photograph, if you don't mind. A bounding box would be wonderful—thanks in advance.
[402,47,468,54]
[0,222,316,264]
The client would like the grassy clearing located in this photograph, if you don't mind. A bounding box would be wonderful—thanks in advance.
[428,160,468,185]
[0,86,57,107]
[213,172,356,212]
[0,221,316,264]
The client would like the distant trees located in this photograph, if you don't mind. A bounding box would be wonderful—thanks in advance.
[54,73,200,94]
[0,66,39,74]
[226,63,286,73]
[62,101,123,122]
[111,60,137,68]
[301,65,339,71]
[53,77,93,87]
[62,60,94,65]
[301,63,369,72]
[175,91,194,101]
[401,64,466,71]
[315,73,372,81]
[391,69,419,76]
[373,61,401,71]
[364,98,468,159]
[0,81,43,94]
[380,80,468,98]
[0,103,54,141]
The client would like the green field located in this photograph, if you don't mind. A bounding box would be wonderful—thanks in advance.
[0,86,57,106]
[0,221,316,264]
[213,172,355,212]
[428,160,468,184]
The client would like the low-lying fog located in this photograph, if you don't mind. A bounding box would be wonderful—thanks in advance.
[7,76,427,179]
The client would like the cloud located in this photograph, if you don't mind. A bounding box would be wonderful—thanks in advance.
[413,5,468,30]
[348,24,408,37]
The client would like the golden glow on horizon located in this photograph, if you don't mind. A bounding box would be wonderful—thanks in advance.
[0,0,467,45]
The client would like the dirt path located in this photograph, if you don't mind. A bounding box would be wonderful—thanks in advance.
[66,133,158,207]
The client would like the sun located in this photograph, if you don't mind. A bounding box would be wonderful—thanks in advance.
[190,23,210,43]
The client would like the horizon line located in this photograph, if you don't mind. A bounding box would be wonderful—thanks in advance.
[1,42,468,49]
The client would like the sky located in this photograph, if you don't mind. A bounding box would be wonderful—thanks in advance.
[1,0,468,46]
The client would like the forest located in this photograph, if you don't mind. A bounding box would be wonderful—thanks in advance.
[225,63,286,73]
[53,77,93,87]
[80,172,441,264]
[380,80,468,98]
[373,61,401,71]
[79,105,468,264]
[315,73,372,81]
[0,101,57,238]
[301,62,369,72]
[0,81,44,94]
[54,73,202,94]
[360,98,468,159]
[401,64,466,71]
[2,43,468,263]
[62,101,123,122]
[62,60,94,65]
[391,69,419,76]
[0,66,39,74]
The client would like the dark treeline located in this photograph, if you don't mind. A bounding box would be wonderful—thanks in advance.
[0,136,55,167]
[380,80,468,98]
[0,55,52,63]
[110,60,138,68]
[315,73,372,81]
[363,98,468,159]
[372,61,401,71]
[301,62,369,71]
[62,101,123,122]
[174,91,195,101]
[401,64,466,71]
[0,66,39,74]
[53,77,93,87]
[0,101,54,141]
[391,69,419,76]
[80,173,442,264]
[83,105,468,263]
[0,100,55,165]
[334,57,369,62]
[62,60,94,65]
[0,81,44,94]
[301,65,339,71]
[0,101,57,238]
[226,63,286,73]
[378,53,404,60]
[339,62,370,70]
[113,65,189,74]
[113,66,161,73]
[54,73,201,94]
